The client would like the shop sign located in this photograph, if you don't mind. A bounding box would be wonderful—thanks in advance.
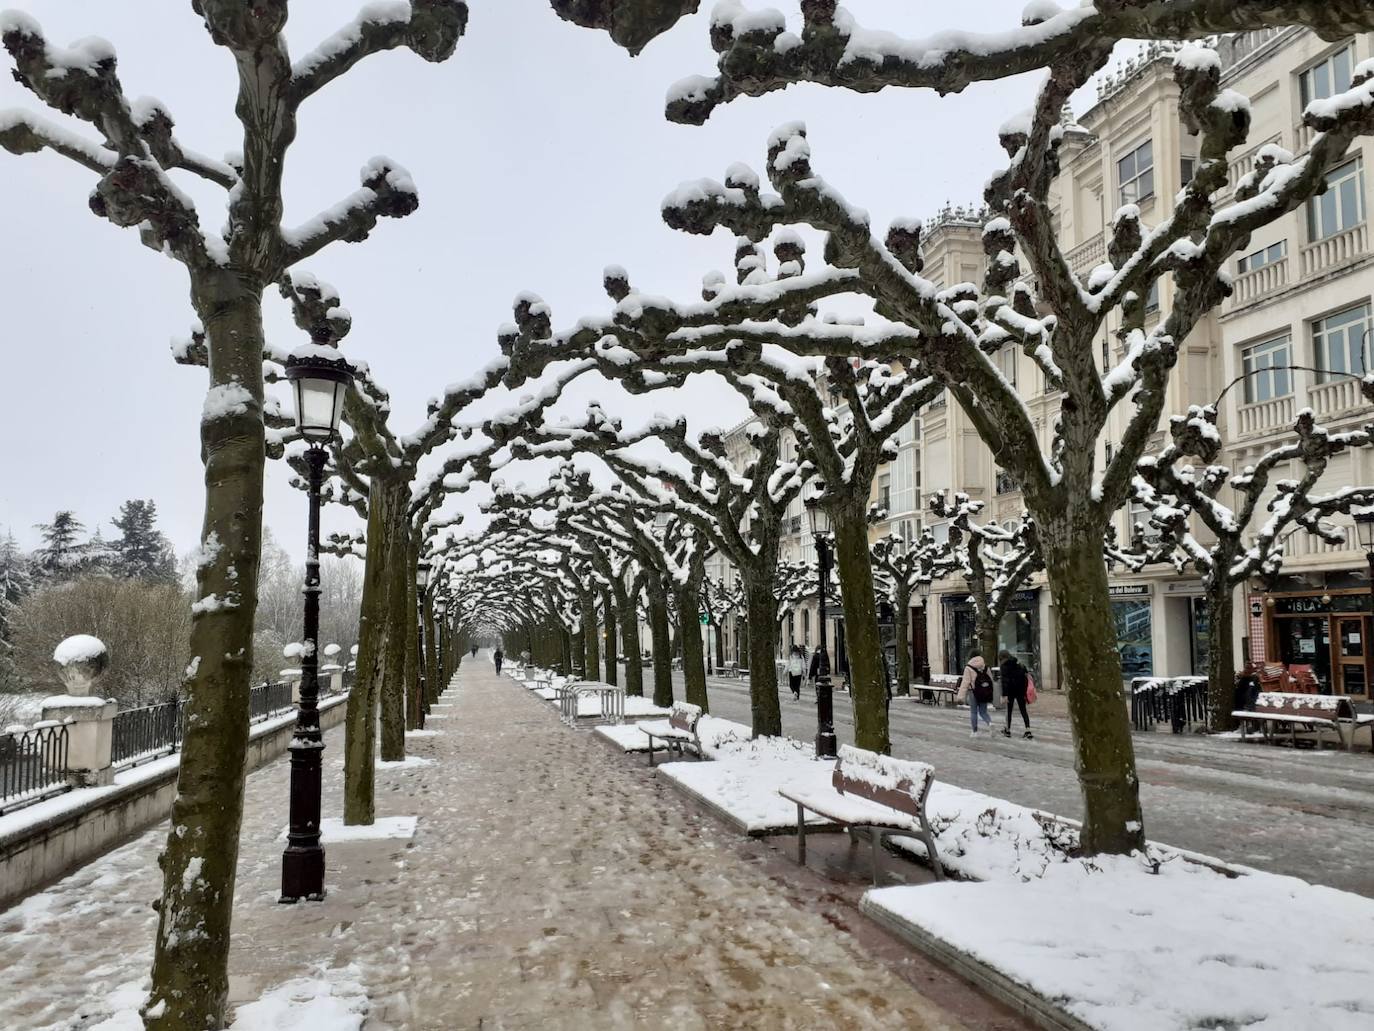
[1272,593,1371,616]
[1165,580,1204,594]
[1108,584,1151,598]
[1250,600,1262,618]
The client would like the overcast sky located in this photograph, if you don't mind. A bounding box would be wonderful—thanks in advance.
[0,0,1101,562]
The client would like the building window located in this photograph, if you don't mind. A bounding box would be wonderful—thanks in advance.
[1241,336,1293,403]
[1237,241,1287,275]
[1000,345,1018,389]
[802,609,810,647]
[1307,158,1364,242]
[1117,139,1154,205]
[878,473,892,513]
[1313,303,1372,382]
[1180,156,1197,185]
[1101,336,1110,374]
[995,470,1018,496]
[1299,44,1354,106]
[1144,281,1160,314]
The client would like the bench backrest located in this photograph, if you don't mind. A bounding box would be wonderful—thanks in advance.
[1253,692,1354,722]
[669,701,703,734]
[831,744,934,818]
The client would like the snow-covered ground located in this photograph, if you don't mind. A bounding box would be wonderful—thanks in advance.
[651,733,1374,1029]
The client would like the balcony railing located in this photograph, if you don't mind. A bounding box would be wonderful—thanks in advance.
[1066,236,1106,273]
[1281,523,1355,559]
[1237,395,1294,436]
[1307,376,1367,421]
[1299,222,1368,278]
[1229,257,1288,306]
[1226,135,1283,195]
[1293,121,1315,154]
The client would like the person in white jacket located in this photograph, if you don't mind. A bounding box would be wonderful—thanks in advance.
[958,655,995,736]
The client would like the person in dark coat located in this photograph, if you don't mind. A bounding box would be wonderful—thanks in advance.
[493,647,504,675]
[999,650,1032,739]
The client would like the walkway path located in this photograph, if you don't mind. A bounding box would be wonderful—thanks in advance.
[683,672,1374,895]
[0,657,1021,1029]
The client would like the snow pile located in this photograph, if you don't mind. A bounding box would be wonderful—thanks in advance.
[52,634,107,666]
[866,855,1374,1031]
[228,965,369,1030]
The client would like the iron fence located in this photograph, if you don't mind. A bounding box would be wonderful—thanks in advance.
[249,680,294,723]
[0,723,70,812]
[111,700,184,768]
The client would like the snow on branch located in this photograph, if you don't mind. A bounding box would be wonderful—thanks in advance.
[281,158,421,264]
[664,1,1374,125]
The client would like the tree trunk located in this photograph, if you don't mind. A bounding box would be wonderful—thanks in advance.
[422,588,438,704]
[381,533,410,758]
[563,626,575,674]
[616,584,643,697]
[1043,531,1146,855]
[404,536,422,724]
[601,591,618,685]
[647,582,674,707]
[1206,577,1238,733]
[581,594,600,682]
[743,577,783,737]
[677,585,709,711]
[146,285,266,1029]
[831,505,889,754]
[343,475,405,825]
[894,583,912,696]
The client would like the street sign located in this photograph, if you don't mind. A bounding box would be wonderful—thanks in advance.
[699,613,710,625]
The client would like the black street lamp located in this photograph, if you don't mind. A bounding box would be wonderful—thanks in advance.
[915,577,932,685]
[805,486,838,759]
[1355,509,1374,635]
[280,344,353,904]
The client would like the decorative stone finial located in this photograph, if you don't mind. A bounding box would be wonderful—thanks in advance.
[52,635,108,697]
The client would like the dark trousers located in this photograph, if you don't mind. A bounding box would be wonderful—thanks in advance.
[494,657,503,674]
[788,674,802,697]
[1005,695,1029,729]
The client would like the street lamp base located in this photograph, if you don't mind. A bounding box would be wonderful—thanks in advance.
[815,731,838,760]
[280,847,327,904]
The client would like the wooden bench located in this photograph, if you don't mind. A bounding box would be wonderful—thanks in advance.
[912,673,960,707]
[1232,692,1371,751]
[779,745,943,885]
[640,702,704,767]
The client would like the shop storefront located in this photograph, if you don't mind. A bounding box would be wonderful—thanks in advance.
[1264,590,1372,698]
[944,589,1041,678]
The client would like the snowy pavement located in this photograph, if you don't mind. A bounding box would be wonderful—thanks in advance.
[0,661,1026,1029]
[669,672,1374,895]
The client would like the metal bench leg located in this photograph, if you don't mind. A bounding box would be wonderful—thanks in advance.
[871,829,883,887]
[919,811,944,882]
[648,739,656,768]
[797,803,807,865]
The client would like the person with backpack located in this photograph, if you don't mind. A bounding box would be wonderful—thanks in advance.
[999,650,1033,739]
[959,655,994,736]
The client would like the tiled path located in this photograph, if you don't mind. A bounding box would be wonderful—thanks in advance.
[0,657,1010,1029]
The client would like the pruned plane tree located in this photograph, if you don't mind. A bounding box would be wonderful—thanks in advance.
[0,4,468,1021]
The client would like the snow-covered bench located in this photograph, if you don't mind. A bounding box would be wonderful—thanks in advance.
[639,702,703,767]
[779,745,943,885]
[1232,693,1372,751]
[912,673,960,707]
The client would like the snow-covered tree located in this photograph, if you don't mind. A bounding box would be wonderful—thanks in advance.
[0,5,468,1017]
[1135,405,1374,729]
[548,0,700,54]
[869,527,952,696]
[613,1,1374,854]
[110,499,177,583]
[31,511,88,583]
[0,531,32,689]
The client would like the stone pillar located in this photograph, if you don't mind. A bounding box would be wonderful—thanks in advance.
[46,634,115,787]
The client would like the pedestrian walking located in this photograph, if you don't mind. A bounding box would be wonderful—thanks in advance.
[786,645,806,700]
[470,644,477,657]
[493,646,504,675]
[959,655,994,736]
[999,650,1032,739]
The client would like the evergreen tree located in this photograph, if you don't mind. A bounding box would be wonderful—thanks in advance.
[0,531,31,689]
[110,499,176,582]
[32,511,87,583]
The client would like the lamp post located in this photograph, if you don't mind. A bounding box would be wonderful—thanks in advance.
[416,559,431,727]
[1355,510,1374,644]
[915,578,932,685]
[805,487,838,759]
[280,343,353,904]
